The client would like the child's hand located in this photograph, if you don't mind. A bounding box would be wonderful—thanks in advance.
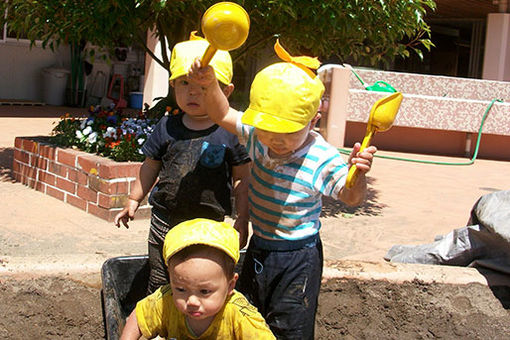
[348,143,377,173]
[188,57,217,88]
[114,199,140,229]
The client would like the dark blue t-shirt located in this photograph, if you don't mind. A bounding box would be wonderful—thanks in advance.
[142,113,250,223]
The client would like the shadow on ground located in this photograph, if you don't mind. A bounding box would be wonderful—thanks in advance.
[0,147,15,182]
[321,177,386,218]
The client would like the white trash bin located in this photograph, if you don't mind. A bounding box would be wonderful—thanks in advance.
[42,68,70,106]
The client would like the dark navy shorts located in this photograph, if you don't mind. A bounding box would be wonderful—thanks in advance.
[238,234,323,340]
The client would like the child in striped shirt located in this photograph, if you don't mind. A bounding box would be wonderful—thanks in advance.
[188,40,377,339]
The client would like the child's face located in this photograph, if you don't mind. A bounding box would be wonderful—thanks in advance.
[256,122,312,158]
[172,76,208,118]
[168,251,237,327]
[171,76,233,119]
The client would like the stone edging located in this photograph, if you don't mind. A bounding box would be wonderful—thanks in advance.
[12,136,150,221]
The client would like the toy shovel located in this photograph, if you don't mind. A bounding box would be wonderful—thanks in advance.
[345,92,403,189]
[200,2,250,66]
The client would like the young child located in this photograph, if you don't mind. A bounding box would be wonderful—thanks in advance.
[188,40,377,339]
[114,32,251,294]
[120,218,275,339]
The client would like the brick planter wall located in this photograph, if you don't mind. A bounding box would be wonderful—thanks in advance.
[12,136,151,221]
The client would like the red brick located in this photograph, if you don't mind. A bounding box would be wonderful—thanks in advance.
[22,139,38,153]
[56,177,76,194]
[77,184,98,203]
[30,156,48,170]
[38,170,56,186]
[35,181,46,193]
[12,160,21,173]
[48,161,67,177]
[89,176,129,195]
[57,148,79,167]
[67,169,88,185]
[22,164,37,179]
[21,176,34,187]
[14,149,30,164]
[66,194,87,211]
[13,172,22,182]
[109,181,129,195]
[47,186,65,201]
[77,154,102,174]
[98,193,128,209]
[14,137,23,149]
[98,161,141,179]
[87,203,117,221]
[39,144,56,161]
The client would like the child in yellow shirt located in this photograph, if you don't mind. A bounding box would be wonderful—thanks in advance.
[120,218,275,339]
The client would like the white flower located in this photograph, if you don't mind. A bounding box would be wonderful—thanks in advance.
[137,138,145,145]
[80,120,87,129]
[76,130,83,139]
[87,132,98,144]
[82,126,92,135]
[86,119,94,126]
[104,126,117,139]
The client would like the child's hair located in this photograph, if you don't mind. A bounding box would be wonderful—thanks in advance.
[169,244,236,279]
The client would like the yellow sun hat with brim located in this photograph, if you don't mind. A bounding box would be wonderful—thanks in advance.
[169,31,233,85]
[241,39,325,133]
[163,218,240,265]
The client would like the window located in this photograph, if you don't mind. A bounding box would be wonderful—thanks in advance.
[1,7,39,45]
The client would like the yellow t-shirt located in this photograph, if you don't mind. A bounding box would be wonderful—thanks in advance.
[135,285,275,339]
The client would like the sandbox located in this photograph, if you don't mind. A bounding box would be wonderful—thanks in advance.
[1,259,509,339]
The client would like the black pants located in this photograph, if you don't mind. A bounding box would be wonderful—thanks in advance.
[147,212,173,294]
[238,234,323,340]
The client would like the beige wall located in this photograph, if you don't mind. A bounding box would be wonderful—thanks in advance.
[0,42,70,101]
[482,13,510,81]
[143,31,170,109]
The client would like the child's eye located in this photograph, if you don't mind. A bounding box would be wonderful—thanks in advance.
[175,287,185,293]
[180,79,189,86]
[200,289,211,295]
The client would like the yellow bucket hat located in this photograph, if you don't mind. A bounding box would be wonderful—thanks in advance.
[169,31,233,85]
[163,218,240,265]
[241,39,325,133]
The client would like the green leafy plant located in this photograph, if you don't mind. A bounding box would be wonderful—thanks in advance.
[2,0,436,113]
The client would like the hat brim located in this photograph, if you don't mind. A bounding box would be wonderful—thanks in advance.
[242,108,306,133]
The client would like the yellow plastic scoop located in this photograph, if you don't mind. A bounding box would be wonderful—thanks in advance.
[345,92,403,189]
[201,2,250,66]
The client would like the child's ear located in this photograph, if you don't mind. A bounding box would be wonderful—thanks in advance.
[228,272,239,294]
[310,113,321,130]
[222,83,235,99]
[169,80,175,88]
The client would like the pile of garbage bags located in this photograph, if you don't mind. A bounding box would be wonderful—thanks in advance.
[385,190,510,275]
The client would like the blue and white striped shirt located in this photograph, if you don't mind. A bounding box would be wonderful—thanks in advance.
[237,121,348,241]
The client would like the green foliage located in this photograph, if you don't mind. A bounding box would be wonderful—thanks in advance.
[1,0,436,69]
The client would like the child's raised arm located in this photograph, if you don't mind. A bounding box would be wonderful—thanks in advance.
[188,58,240,135]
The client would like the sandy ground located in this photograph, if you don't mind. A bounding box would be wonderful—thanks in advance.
[1,106,509,338]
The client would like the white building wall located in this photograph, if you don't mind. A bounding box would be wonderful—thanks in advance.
[0,42,70,102]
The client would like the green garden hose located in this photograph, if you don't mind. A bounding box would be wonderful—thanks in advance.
[338,98,503,165]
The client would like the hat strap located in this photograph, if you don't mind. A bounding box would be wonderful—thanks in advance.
[274,39,320,78]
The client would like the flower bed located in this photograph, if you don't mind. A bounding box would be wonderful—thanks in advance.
[11,106,165,221]
[12,136,151,221]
